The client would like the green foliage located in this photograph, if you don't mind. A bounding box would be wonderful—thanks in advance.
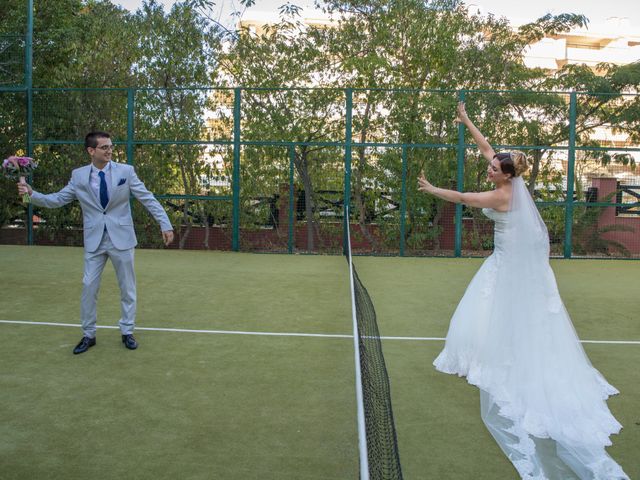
[2,0,639,255]
[2,1,224,249]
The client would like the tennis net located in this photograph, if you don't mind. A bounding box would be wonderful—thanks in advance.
[345,207,404,480]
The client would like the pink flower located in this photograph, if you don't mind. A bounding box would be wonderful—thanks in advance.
[3,155,36,204]
[3,156,35,171]
[6,156,20,169]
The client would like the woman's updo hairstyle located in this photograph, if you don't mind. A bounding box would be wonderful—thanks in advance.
[493,151,529,178]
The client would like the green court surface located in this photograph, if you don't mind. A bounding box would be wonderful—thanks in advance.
[0,246,638,479]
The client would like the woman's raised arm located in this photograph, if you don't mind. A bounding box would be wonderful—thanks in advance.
[456,102,495,162]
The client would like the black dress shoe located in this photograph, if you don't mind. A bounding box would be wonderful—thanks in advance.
[122,334,138,350]
[73,336,96,354]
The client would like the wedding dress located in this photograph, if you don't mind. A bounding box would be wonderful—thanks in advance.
[433,177,629,480]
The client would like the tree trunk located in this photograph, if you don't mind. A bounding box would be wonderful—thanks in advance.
[295,147,316,251]
[178,198,191,249]
[201,204,210,249]
[353,99,379,249]
[165,88,198,249]
[528,149,543,194]
[176,150,192,249]
[432,203,443,251]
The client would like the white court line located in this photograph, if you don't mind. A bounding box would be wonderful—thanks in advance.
[0,319,352,339]
[1,319,639,345]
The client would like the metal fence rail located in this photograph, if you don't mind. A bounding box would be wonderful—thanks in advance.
[1,85,639,258]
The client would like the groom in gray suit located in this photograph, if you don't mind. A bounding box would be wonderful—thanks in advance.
[18,131,174,354]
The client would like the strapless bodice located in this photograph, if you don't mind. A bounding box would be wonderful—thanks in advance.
[482,208,509,255]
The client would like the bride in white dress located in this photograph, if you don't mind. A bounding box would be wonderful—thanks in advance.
[417,103,629,480]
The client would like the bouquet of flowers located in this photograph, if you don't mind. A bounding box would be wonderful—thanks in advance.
[2,156,37,204]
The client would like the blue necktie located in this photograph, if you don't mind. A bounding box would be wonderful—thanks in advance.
[98,171,109,209]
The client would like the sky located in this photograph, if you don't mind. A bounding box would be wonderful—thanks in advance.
[114,0,640,32]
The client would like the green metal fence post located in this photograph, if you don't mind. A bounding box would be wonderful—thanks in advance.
[400,146,408,256]
[454,90,466,257]
[232,87,241,251]
[288,145,295,254]
[344,88,353,252]
[564,92,577,258]
[126,88,135,165]
[25,0,34,245]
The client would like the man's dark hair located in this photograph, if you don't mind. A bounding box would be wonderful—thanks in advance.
[85,131,111,150]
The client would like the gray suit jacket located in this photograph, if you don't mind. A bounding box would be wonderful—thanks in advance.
[31,162,172,252]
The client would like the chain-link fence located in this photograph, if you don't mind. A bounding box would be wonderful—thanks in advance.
[1,86,639,258]
[0,35,24,87]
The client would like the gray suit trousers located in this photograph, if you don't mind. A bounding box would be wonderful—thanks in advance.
[81,229,136,338]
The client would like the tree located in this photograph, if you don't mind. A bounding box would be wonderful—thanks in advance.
[132,0,222,248]
[1,0,227,250]
[319,0,591,251]
[3,0,638,256]
[215,11,345,251]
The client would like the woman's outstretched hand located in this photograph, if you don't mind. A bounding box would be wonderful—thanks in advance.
[456,102,468,124]
[418,171,434,193]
